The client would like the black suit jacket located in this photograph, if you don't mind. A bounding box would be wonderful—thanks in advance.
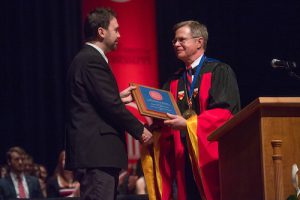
[0,175,43,199]
[65,45,144,170]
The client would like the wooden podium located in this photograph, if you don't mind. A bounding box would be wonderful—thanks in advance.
[208,97,300,200]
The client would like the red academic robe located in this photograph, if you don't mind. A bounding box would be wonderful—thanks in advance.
[141,60,240,200]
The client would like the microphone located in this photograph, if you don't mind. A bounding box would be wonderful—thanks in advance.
[271,59,297,69]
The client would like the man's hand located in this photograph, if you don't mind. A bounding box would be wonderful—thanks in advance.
[127,175,138,191]
[140,127,153,145]
[164,113,187,130]
[118,170,128,186]
[120,85,136,104]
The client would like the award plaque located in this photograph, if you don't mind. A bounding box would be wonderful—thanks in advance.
[130,83,181,119]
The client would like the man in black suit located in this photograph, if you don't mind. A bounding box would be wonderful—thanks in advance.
[0,146,43,199]
[65,8,153,200]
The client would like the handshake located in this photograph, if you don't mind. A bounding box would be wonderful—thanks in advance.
[140,127,153,145]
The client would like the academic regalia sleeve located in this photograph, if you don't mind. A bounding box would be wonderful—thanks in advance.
[208,63,241,114]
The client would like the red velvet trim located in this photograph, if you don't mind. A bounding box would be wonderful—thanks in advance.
[199,72,211,113]
[196,72,233,200]
[160,79,187,200]
[159,129,175,200]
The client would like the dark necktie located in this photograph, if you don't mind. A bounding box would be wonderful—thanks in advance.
[186,65,192,95]
[17,176,26,198]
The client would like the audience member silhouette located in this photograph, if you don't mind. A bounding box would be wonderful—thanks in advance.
[0,165,8,178]
[118,159,146,195]
[46,150,79,197]
[34,164,48,197]
[23,153,35,176]
[0,146,43,199]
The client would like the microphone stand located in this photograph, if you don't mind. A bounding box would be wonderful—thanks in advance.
[284,61,300,80]
[271,59,300,80]
[281,61,300,81]
[288,70,300,80]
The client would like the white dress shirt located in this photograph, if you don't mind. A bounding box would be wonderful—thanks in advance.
[10,172,29,198]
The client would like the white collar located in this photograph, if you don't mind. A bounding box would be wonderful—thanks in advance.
[10,171,25,180]
[190,54,204,69]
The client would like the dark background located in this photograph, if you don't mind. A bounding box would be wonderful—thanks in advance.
[1,0,300,174]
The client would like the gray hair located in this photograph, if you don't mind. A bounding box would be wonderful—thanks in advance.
[173,20,208,50]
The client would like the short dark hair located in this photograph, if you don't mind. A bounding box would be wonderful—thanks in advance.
[84,7,117,42]
[6,146,26,162]
[173,20,208,50]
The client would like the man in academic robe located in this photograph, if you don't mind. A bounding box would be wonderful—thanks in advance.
[159,20,241,200]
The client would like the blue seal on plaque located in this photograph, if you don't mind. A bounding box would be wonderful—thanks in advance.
[139,86,177,115]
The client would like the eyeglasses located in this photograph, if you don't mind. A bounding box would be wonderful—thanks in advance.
[172,37,201,45]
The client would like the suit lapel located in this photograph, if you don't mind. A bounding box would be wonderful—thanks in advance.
[6,176,17,198]
[25,176,32,197]
[84,44,110,69]
[84,44,116,83]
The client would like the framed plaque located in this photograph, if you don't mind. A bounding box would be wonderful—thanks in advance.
[130,83,181,119]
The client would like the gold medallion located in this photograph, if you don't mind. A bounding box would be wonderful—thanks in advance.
[184,94,196,119]
[183,109,196,119]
